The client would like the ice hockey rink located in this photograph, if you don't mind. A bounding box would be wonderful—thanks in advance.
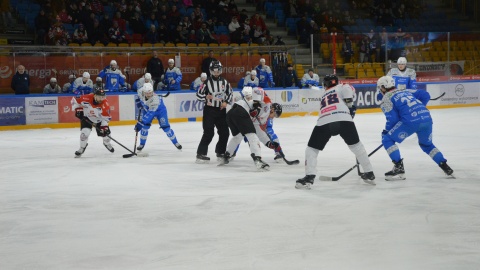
[1,106,479,270]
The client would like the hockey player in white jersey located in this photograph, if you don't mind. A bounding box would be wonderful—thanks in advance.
[131,73,154,91]
[300,68,320,89]
[62,74,75,93]
[243,70,259,87]
[134,83,182,151]
[190,72,207,91]
[72,72,94,95]
[296,74,375,189]
[219,86,270,171]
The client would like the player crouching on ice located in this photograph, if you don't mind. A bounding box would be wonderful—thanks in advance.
[296,74,375,189]
[219,86,270,171]
[134,83,182,151]
[377,76,454,180]
[72,87,114,157]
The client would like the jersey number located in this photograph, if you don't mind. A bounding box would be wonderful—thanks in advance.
[320,93,339,109]
[401,95,418,107]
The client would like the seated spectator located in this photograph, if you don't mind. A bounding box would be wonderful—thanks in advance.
[44,78,62,94]
[179,16,193,34]
[90,18,107,45]
[228,16,243,44]
[250,24,265,45]
[157,23,169,43]
[58,8,72,24]
[301,68,320,89]
[130,12,146,34]
[249,13,266,32]
[168,5,182,29]
[217,6,231,26]
[156,5,169,26]
[190,6,204,22]
[108,20,127,44]
[48,17,70,46]
[180,25,190,43]
[145,24,159,44]
[113,11,127,32]
[358,35,371,63]
[196,23,217,44]
[72,23,88,44]
[90,0,104,15]
[35,10,50,45]
[145,13,159,31]
[239,9,249,24]
[342,35,354,63]
[171,25,186,44]
[100,13,113,33]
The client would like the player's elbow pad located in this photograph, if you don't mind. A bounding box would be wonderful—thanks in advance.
[344,98,353,108]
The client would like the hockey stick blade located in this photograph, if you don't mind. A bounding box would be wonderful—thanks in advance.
[284,159,300,165]
[430,92,445,101]
[319,144,383,181]
[122,152,149,158]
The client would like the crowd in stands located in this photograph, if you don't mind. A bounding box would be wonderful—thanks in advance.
[24,0,279,46]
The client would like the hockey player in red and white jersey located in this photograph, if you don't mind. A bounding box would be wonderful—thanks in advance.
[296,74,375,189]
[219,86,270,171]
[71,86,114,157]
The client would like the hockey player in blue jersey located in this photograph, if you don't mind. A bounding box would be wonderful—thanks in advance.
[255,58,274,88]
[300,68,320,89]
[377,75,453,180]
[387,57,417,90]
[98,60,127,92]
[134,83,182,151]
[163,59,182,90]
[131,73,154,92]
[190,72,207,91]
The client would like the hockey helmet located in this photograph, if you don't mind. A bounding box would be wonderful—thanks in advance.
[250,70,257,76]
[209,60,223,76]
[397,57,407,65]
[242,86,253,99]
[82,72,90,79]
[271,102,282,118]
[110,60,117,69]
[377,76,396,93]
[323,74,338,88]
[93,86,106,102]
[50,77,57,83]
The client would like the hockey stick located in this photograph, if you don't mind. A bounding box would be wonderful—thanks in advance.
[123,109,143,158]
[356,159,362,176]
[158,91,170,98]
[319,144,383,181]
[430,92,445,101]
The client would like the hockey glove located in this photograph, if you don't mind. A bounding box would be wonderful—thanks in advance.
[349,105,357,118]
[135,97,143,109]
[266,141,281,152]
[98,126,111,137]
[75,108,84,119]
[249,107,261,118]
[134,122,145,132]
[382,129,388,136]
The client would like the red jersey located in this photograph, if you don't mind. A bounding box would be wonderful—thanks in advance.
[72,93,111,125]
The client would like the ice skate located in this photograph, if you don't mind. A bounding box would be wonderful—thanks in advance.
[216,153,225,162]
[251,154,269,171]
[74,143,88,157]
[295,175,315,189]
[385,159,406,181]
[137,144,144,151]
[274,154,284,163]
[439,161,455,178]
[228,152,236,161]
[175,143,182,150]
[196,154,210,164]
[103,142,114,153]
[361,171,376,185]
[217,152,230,166]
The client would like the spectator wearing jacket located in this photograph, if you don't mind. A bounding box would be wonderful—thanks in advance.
[11,65,30,95]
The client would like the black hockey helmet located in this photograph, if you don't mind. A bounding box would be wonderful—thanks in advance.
[209,60,223,75]
[271,102,282,118]
[94,86,106,96]
[323,74,339,88]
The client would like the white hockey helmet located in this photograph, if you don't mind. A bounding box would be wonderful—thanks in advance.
[96,77,102,82]
[168,59,174,64]
[242,86,253,99]
[110,60,117,66]
[200,72,207,79]
[50,77,57,83]
[259,58,266,64]
[250,70,257,76]
[397,57,407,65]
[143,83,154,97]
[144,73,152,81]
[68,74,76,79]
[377,76,396,92]
[82,72,90,79]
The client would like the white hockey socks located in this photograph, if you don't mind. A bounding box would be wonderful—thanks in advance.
[226,133,244,155]
[80,128,91,149]
[348,141,374,172]
[245,133,262,157]
[305,146,319,176]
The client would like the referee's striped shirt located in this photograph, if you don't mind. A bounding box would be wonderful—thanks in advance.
[196,76,232,108]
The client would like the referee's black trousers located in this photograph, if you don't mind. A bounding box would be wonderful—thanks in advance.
[197,105,230,156]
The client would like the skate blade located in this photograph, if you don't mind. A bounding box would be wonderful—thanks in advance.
[196,159,210,164]
[385,174,406,181]
[446,173,456,179]
[295,183,312,190]
[256,165,270,171]
[74,155,82,158]
[363,179,376,185]
[274,157,284,163]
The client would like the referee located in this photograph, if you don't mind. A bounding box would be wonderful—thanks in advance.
[196,60,232,163]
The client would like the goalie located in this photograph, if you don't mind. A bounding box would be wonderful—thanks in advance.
[71,86,114,157]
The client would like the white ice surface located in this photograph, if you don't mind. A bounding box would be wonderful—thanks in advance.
[1,107,479,270]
